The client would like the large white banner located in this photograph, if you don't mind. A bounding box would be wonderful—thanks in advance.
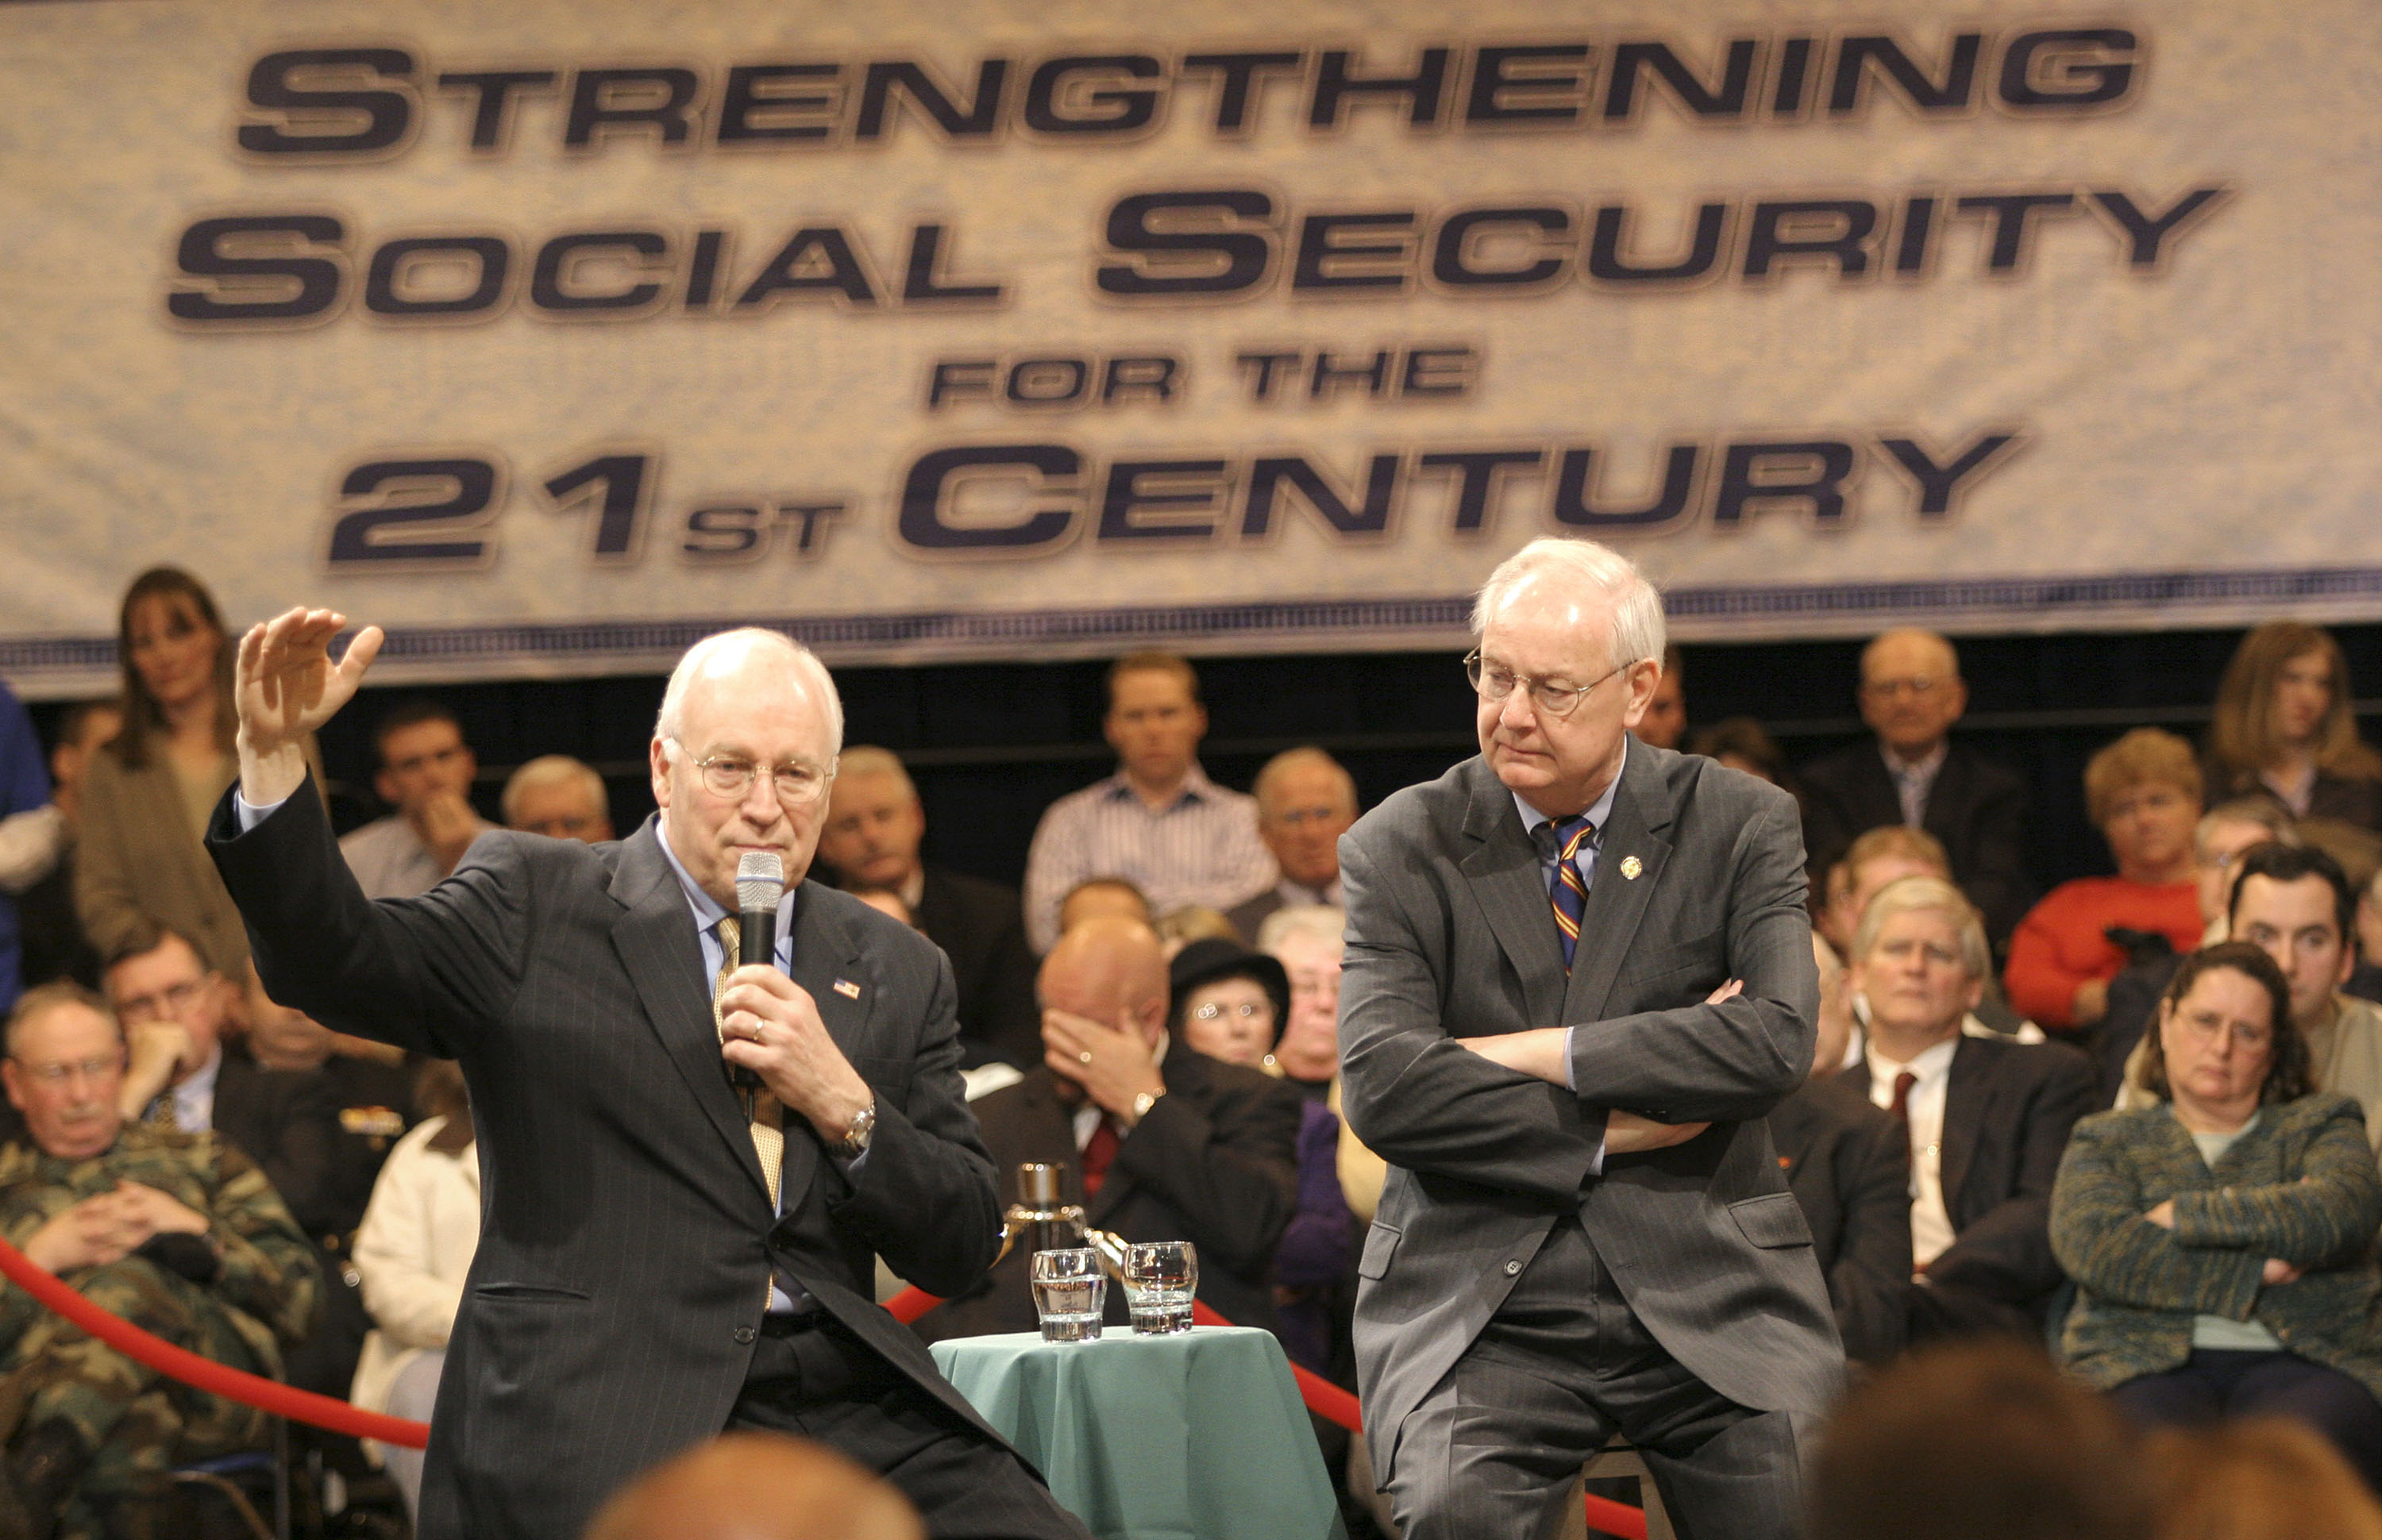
[2,0,2376,695]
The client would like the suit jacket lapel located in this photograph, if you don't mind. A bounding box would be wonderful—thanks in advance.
[1939,1037,1987,1222]
[608,824,773,1205]
[1457,762,1567,1032]
[1563,750,1675,1024]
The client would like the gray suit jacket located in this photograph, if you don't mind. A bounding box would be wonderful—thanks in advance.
[1339,748,1841,1476]
[209,784,1007,1540]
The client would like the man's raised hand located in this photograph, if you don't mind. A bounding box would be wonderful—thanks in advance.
[235,607,383,806]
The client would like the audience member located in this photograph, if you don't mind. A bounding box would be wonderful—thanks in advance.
[2207,622,2382,830]
[913,917,1301,1342]
[818,747,1040,1070]
[341,699,492,900]
[78,568,295,981]
[1257,907,1387,1226]
[1021,653,1274,952]
[1168,938,1354,1373]
[352,1059,478,1524]
[1226,747,1358,941]
[1634,644,1686,749]
[582,1432,924,1540]
[2006,728,2207,1033]
[2052,942,2382,1490]
[1801,629,2034,945]
[2118,843,2382,1155]
[1770,933,1912,1365]
[0,683,56,1013]
[16,700,121,994]
[1809,1340,2156,1540]
[1822,826,2038,1053]
[0,983,319,1540]
[2097,799,2299,1099]
[2145,1418,2382,1540]
[1687,715,1793,791]
[1841,878,2098,1339]
[1054,876,1150,937]
[499,753,613,842]
[1152,903,1238,957]
[2358,865,2382,1003]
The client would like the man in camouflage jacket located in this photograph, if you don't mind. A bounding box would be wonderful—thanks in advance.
[0,982,318,1540]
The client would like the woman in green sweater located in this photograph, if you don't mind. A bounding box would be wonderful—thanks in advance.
[2052,941,2382,1488]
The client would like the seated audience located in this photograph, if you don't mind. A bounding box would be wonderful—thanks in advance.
[2207,622,2382,830]
[1801,629,2034,945]
[2119,843,2382,1155]
[1688,715,1794,791]
[1634,644,1686,749]
[0,682,56,1014]
[2146,1418,2382,1540]
[79,568,299,983]
[1021,653,1274,953]
[1810,1340,2157,1540]
[0,983,319,1539]
[818,747,1039,1069]
[1840,878,2098,1339]
[341,699,492,900]
[2097,798,2298,1098]
[17,699,121,994]
[583,1432,923,1540]
[1771,933,1912,1365]
[1169,937,1354,1373]
[1256,907,1387,1226]
[1824,826,2038,1054]
[2052,942,2382,1490]
[1054,876,1150,937]
[2006,728,2207,1033]
[912,917,1300,1342]
[499,753,614,842]
[1226,747,1357,941]
[352,1059,478,1524]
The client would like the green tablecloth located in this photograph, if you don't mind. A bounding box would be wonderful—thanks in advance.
[930,1325,1347,1540]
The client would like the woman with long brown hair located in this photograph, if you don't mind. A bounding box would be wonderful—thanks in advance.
[2207,622,2382,830]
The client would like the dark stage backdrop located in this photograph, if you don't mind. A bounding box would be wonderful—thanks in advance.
[32,622,2380,899]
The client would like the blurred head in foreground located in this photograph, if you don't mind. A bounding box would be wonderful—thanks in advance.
[581,1432,923,1540]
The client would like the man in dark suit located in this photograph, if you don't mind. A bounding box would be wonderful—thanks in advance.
[1840,876,2097,1341]
[1339,537,1839,1540]
[1799,629,2033,945]
[1771,932,1910,1366]
[914,916,1301,1342]
[209,610,1089,1540]
[818,746,1040,1071]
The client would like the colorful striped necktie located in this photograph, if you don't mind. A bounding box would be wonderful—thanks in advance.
[1546,814,1596,973]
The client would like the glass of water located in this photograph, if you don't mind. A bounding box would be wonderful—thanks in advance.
[1030,1249,1105,1343]
[1122,1241,1197,1335]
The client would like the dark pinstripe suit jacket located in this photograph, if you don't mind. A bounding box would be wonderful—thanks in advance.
[1339,749,1842,1478]
[210,785,1005,1540]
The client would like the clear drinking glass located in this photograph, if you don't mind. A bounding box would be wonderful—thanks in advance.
[1030,1249,1106,1342]
[1122,1241,1197,1335]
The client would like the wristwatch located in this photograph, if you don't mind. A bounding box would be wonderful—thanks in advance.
[836,1097,877,1157]
[1130,1087,1166,1125]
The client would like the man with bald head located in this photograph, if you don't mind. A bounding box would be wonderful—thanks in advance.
[1800,629,2033,945]
[914,915,1301,1343]
[1226,747,1359,942]
[584,1433,923,1540]
[206,609,1091,1540]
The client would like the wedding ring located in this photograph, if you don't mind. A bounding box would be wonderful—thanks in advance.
[1078,1051,1093,1065]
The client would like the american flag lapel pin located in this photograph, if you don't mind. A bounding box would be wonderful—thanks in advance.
[832,978,862,1000]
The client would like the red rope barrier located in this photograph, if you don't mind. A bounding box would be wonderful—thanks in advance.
[884,1285,1651,1540]
[0,1234,430,1449]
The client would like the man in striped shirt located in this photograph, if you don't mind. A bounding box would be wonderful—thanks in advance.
[1022,654,1275,953]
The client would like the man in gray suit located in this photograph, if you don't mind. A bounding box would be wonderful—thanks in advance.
[1339,537,1840,1540]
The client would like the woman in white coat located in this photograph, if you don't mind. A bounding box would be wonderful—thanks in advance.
[350,1061,479,1520]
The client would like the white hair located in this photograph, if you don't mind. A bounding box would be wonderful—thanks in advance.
[1253,747,1356,818]
[1471,537,1667,669]
[833,745,917,801]
[501,754,607,825]
[1258,904,1347,954]
[653,628,844,756]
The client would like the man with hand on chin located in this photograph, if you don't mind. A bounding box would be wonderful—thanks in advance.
[207,609,1092,1540]
[914,915,1301,1343]
[1338,537,1839,1540]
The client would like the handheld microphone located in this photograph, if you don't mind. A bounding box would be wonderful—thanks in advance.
[728,852,784,1090]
